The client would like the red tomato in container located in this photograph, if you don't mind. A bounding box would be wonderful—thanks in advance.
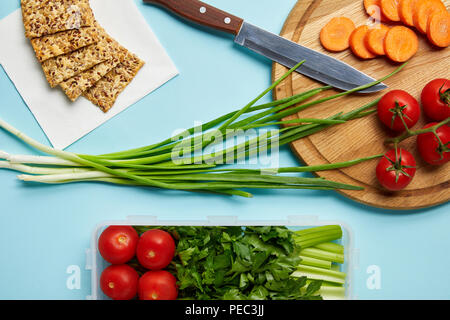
[100,265,139,300]
[377,90,421,132]
[421,79,450,121]
[136,229,175,270]
[98,226,139,264]
[376,148,417,191]
[417,123,450,166]
[138,270,178,300]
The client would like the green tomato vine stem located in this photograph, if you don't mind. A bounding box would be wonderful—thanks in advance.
[385,117,450,146]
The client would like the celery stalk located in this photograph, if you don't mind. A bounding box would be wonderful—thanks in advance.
[300,247,344,264]
[314,242,344,254]
[299,255,332,269]
[292,265,346,285]
[319,285,346,300]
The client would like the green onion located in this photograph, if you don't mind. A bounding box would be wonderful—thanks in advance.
[0,62,406,197]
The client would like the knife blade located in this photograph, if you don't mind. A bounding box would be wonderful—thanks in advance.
[143,0,387,93]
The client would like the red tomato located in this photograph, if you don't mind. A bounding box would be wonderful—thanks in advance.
[376,148,416,191]
[98,226,139,264]
[138,270,178,300]
[421,79,450,121]
[417,123,450,166]
[100,265,139,300]
[377,90,421,132]
[136,229,175,270]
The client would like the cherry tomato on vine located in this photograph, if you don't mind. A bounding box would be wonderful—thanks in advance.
[376,148,417,191]
[377,90,420,132]
[421,79,450,121]
[136,229,175,270]
[417,123,450,166]
[98,226,139,264]
[138,270,178,300]
[100,264,139,300]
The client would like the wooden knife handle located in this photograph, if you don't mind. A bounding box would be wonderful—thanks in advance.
[143,0,244,35]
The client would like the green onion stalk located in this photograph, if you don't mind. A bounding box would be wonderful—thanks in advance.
[0,61,406,197]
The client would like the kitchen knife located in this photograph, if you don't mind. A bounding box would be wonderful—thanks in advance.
[143,0,387,93]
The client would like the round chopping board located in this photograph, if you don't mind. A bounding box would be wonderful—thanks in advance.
[272,0,450,210]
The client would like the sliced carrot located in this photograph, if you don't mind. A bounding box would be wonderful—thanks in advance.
[381,0,401,22]
[365,24,391,55]
[350,25,377,59]
[364,0,389,22]
[399,0,418,26]
[413,0,447,34]
[384,26,419,62]
[427,11,450,47]
[320,17,356,52]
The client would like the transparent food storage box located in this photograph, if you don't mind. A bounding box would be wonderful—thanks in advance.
[86,215,357,300]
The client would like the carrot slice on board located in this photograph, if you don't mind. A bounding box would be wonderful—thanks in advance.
[381,0,401,21]
[384,26,419,62]
[427,11,450,47]
[364,0,389,22]
[413,0,447,34]
[320,17,356,52]
[399,0,418,26]
[365,24,391,55]
[350,25,377,59]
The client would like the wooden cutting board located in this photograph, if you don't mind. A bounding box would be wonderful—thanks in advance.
[272,0,449,210]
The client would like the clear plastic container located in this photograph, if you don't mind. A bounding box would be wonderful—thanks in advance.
[86,215,356,300]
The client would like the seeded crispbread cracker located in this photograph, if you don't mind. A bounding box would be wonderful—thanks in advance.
[21,0,95,39]
[30,26,99,62]
[60,57,122,101]
[59,28,129,101]
[84,52,145,112]
[41,43,111,87]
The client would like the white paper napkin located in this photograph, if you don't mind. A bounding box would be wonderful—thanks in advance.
[0,0,178,149]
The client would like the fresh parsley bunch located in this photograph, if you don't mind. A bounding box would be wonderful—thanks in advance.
[167,226,322,300]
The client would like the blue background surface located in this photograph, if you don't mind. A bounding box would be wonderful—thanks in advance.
[0,0,448,300]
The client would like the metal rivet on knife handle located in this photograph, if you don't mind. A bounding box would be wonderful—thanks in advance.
[143,0,244,35]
